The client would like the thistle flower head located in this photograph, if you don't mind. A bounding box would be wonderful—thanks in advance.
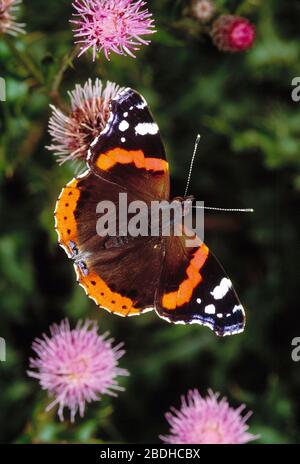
[47,79,122,164]
[28,319,129,422]
[71,0,156,60]
[161,389,258,444]
[0,0,25,36]
[190,0,215,23]
[211,15,256,53]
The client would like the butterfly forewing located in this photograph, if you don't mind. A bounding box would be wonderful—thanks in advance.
[88,88,170,200]
[156,229,246,336]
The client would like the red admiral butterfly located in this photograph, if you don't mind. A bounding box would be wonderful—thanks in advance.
[55,88,246,336]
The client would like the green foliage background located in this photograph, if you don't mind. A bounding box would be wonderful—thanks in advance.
[0,0,299,444]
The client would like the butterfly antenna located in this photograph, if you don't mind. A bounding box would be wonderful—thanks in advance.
[193,206,254,213]
[184,134,201,198]
[185,134,253,213]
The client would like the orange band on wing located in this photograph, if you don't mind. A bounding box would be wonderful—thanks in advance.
[54,178,80,255]
[77,267,142,317]
[96,148,169,173]
[162,244,209,310]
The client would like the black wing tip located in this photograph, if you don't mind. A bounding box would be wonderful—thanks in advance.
[112,87,146,108]
[211,305,246,337]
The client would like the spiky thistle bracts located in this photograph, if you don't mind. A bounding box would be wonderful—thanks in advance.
[47,79,123,164]
[0,0,25,36]
[211,15,256,53]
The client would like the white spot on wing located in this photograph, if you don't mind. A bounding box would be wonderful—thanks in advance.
[204,304,216,315]
[136,101,147,109]
[210,278,232,300]
[119,120,129,132]
[135,122,158,136]
[233,304,244,315]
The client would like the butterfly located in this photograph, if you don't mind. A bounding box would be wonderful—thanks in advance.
[55,88,246,336]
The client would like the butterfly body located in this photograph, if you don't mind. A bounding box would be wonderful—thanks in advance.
[55,88,246,336]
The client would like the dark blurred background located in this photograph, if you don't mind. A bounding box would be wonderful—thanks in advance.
[0,0,300,444]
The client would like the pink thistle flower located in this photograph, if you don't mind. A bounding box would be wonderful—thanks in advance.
[47,78,123,164]
[71,0,156,61]
[211,15,256,53]
[28,319,129,422]
[161,389,259,444]
[0,0,25,36]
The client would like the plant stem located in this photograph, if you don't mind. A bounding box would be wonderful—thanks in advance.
[4,36,45,86]
[50,44,81,107]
